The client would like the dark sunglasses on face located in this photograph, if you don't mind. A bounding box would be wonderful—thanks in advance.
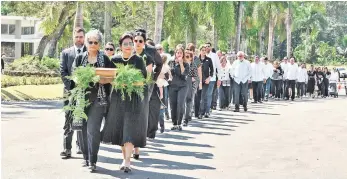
[88,41,99,45]
[134,39,144,43]
[122,42,134,47]
[185,56,190,59]
[105,48,114,51]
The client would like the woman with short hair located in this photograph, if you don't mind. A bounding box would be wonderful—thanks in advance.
[104,42,115,57]
[71,29,113,171]
[102,33,148,173]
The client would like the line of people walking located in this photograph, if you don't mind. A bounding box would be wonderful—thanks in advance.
[59,28,341,174]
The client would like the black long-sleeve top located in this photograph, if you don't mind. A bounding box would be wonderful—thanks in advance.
[169,61,190,88]
[144,44,162,81]
[71,52,113,103]
[200,56,214,84]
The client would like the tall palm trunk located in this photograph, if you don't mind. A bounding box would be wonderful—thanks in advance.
[104,2,113,44]
[258,27,264,55]
[154,1,164,44]
[74,2,83,29]
[235,1,243,52]
[267,13,276,61]
[213,22,218,49]
[286,2,292,58]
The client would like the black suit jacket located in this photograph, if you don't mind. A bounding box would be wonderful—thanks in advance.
[60,46,87,91]
[144,44,163,81]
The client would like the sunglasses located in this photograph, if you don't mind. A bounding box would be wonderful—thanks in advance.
[122,42,134,47]
[185,55,191,58]
[105,48,114,51]
[88,41,99,45]
[134,39,144,43]
[156,48,162,51]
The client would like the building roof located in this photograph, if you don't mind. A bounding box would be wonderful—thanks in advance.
[1,16,41,21]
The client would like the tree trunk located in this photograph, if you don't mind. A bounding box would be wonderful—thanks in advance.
[213,22,218,50]
[104,1,113,44]
[74,2,83,29]
[258,27,264,56]
[235,1,243,52]
[47,12,75,58]
[35,35,50,59]
[286,2,292,58]
[154,1,165,44]
[267,15,275,61]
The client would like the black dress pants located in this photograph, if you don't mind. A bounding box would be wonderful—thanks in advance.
[169,85,188,126]
[252,81,262,102]
[63,99,82,150]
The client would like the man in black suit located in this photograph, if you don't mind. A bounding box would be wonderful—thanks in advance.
[135,29,163,139]
[59,28,87,158]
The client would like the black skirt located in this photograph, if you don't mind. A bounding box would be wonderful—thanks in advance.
[102,87,149,148]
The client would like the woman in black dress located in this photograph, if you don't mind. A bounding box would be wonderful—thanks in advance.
[102,33,147,173]
[323,67,331,97]
[132,30,154,160]
[168,46,190,131]
[307,65,316,97]
[316,67,325,97]
[71,30,113,171]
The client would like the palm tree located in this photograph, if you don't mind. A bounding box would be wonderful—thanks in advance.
[235,1,243,52]
[154,1,164,44]
[285,2,292,58]
[104,1,113,44]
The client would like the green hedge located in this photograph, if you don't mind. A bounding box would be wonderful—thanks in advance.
[1,75,62,88]
[7,55,60,74]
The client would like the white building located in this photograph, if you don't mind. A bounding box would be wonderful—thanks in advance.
[1,16,44,61]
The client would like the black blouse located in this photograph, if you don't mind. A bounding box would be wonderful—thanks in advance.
[169,61,190,87]
[200,56,214,84]
[111,55,147,79]
[72,52,113,103]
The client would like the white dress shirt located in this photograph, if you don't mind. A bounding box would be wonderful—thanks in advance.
[263,62,274,79]
[329,71,339,83]
[231,59,251,84]
[219,64,233,86]
[280,62,289,79]
[297,67,308,83]
[251,62,265,82]
[207,52,221,81]
[74,45,85,55]
[286,63,299,80]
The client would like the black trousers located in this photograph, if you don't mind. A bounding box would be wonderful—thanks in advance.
[297,82,305,97]
[286,80,296,100]
[63,99,82,150]
[272,80,282,98]
[169,85,188,126]
[233,81,248,108]
[283,79,288,98]
[184,77,195,123]
[252,81,263,102]
[194,89,202,117]
[80,100,106,164]
[212,81,218,108]
[219,86,230,109]
[323,79,329,97]
[199,83,210,115]
[147,85,161,139]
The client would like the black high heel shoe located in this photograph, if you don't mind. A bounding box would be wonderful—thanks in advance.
[133,154,139,160]
[124,167,132,173]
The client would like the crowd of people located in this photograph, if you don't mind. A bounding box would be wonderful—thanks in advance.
[59,28,343,173]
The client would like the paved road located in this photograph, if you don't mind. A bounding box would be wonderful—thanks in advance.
[2,96,347,179]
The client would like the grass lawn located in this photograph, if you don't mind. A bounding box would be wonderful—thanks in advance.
[1,84,64,101]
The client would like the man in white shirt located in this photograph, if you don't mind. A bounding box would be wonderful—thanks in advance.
[297,63,308,99]
[205,42,221,111]
[329,68,339,97]
[281,57,289,99]
[263,57,274,101]
[286,57,299,100]
[251,56,266,103]
[231,51,252,112]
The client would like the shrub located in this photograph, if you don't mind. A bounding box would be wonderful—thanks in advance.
[1,75,62,88]
[7,55,60,74]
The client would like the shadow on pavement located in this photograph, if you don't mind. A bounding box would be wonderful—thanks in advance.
[94,165,198,179]
[149,138,213,148]
[1,100,62,110]
[144,146,214,159]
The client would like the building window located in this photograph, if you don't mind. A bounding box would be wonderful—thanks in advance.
[9,24,16,35]
[1,24,8,34]
[22,27,35,35]
[21,43,34,56]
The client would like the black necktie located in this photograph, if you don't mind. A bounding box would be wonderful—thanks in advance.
[77,49,81,54]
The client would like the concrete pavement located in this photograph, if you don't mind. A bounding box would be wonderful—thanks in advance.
[2,96,347,179]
